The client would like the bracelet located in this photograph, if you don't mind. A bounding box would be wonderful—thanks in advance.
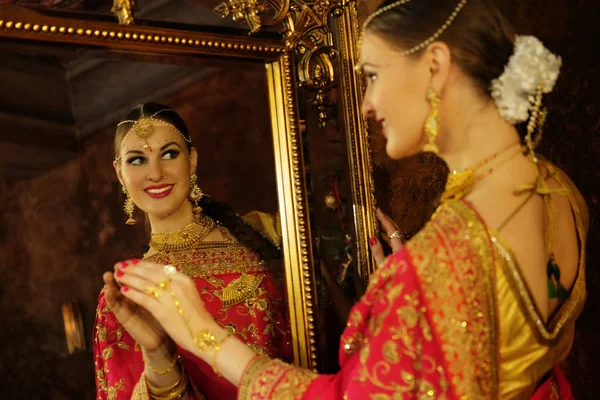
[146,367,188,400]
[143,352,179,376]
[211,333,233,377]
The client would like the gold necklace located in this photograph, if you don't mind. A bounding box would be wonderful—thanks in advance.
[149,214,215,252]
[441,142,524,203]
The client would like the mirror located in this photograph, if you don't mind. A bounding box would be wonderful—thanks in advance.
[0,4,315,398]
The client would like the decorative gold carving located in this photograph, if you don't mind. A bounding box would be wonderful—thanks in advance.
[216,0,350,127]
[111,0,136,25]
[0,5,284,58]
[266,53,318,370]
[334,1,378,277]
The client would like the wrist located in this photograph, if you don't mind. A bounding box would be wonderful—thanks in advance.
[143,340,177,360]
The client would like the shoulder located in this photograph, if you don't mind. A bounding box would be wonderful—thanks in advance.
[540,158,589,236]
[241,211,281,247]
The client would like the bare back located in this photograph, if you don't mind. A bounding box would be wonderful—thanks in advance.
[466,154,585,321]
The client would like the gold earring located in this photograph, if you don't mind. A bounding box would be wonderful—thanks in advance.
[122,186,137,225]
[189,173,204,215]
[423,88,441,154]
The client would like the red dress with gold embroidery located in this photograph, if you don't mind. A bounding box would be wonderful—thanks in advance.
[94,240,292,400]
[239,190,586,399]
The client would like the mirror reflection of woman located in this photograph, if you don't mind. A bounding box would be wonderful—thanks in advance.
[112,0,587,398]
[93,103,292,400]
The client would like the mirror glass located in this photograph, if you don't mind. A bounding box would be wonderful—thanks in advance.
[0,39,292,399]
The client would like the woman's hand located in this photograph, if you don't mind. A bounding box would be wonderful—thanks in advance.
[369,208,404,268]
[115,260,225,359]
[103,260,171,353]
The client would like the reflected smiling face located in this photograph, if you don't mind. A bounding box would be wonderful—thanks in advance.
[113,121,197,220]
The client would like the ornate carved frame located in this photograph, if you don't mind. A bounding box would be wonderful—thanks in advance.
[0,3,320,369]
[214,0,378,276]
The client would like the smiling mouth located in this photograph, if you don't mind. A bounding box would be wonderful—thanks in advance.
[145,185,173,198]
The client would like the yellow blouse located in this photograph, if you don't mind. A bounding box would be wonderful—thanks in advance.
[494,161,588,398]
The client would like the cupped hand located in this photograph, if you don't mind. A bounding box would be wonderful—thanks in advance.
[115,260,224,358]
[104,260,170,353]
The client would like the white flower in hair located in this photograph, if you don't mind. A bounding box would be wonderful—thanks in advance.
[491,35,562,124]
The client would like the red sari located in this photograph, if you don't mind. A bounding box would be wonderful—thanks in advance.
[94,240,292,400]
[239,195,586,399]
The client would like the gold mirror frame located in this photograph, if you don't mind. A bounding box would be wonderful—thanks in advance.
[0,3,321,370]
[215,0,379,279]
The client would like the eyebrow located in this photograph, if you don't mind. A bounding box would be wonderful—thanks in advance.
[160,141,182,151]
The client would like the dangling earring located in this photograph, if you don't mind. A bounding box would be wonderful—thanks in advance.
[422,88,441,154]
[189,173,204,215]
[122,186,136,225]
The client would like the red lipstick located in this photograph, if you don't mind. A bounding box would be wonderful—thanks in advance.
[144,184,173,199]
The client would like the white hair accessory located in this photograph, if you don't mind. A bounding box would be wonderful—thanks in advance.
[491,35,562,125]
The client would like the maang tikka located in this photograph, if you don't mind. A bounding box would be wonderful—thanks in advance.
[117,106,192,154]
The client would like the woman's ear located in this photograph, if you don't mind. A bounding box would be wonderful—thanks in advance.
[426,41,452,96]
[190,147,198,174]
[113,160,125,187]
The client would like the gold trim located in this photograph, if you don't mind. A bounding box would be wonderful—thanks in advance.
[0,4,284,59]
[335,1,378,278]
[266,54,318,370]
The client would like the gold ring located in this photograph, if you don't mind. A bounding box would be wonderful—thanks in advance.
[145,285,161,298]
[164,264,178,277]
[390,231,403,240]
[159,278,171,290]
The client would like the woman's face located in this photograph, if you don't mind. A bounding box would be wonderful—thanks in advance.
[360,32,432,159]
[114,121,197,220]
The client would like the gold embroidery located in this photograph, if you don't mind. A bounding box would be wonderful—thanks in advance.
[145,246,269,309]
[239,357,317,399]
[131,374,149,400]
[353,271,443,398]
[405,201,499,398]
[145,245,265,278]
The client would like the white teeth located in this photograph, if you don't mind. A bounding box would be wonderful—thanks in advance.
[147,185,172,194]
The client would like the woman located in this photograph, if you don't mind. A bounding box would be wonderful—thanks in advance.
[93,103,292,400]
[111,1,587,398]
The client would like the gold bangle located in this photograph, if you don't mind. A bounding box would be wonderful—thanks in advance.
[143,352,179,376]
[146,369,188,399]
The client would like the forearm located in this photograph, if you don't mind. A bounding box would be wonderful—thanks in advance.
[190,321,258,387]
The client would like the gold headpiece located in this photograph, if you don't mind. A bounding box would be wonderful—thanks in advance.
[116,106,191,158]
[359,0,468,58]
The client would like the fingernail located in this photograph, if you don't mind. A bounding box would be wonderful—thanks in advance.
[119,262,129,269]
[116,270,124,277]
[369,237,378,246]
[121,286,129,293]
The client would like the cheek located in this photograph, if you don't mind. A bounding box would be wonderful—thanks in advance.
[385,76,430,159]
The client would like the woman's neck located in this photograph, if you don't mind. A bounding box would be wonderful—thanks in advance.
[148,201,196,234]
[437,88,521,172]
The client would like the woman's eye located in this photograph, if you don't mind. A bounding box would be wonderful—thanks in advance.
[162,149,180,160]
[126,156,146,165]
